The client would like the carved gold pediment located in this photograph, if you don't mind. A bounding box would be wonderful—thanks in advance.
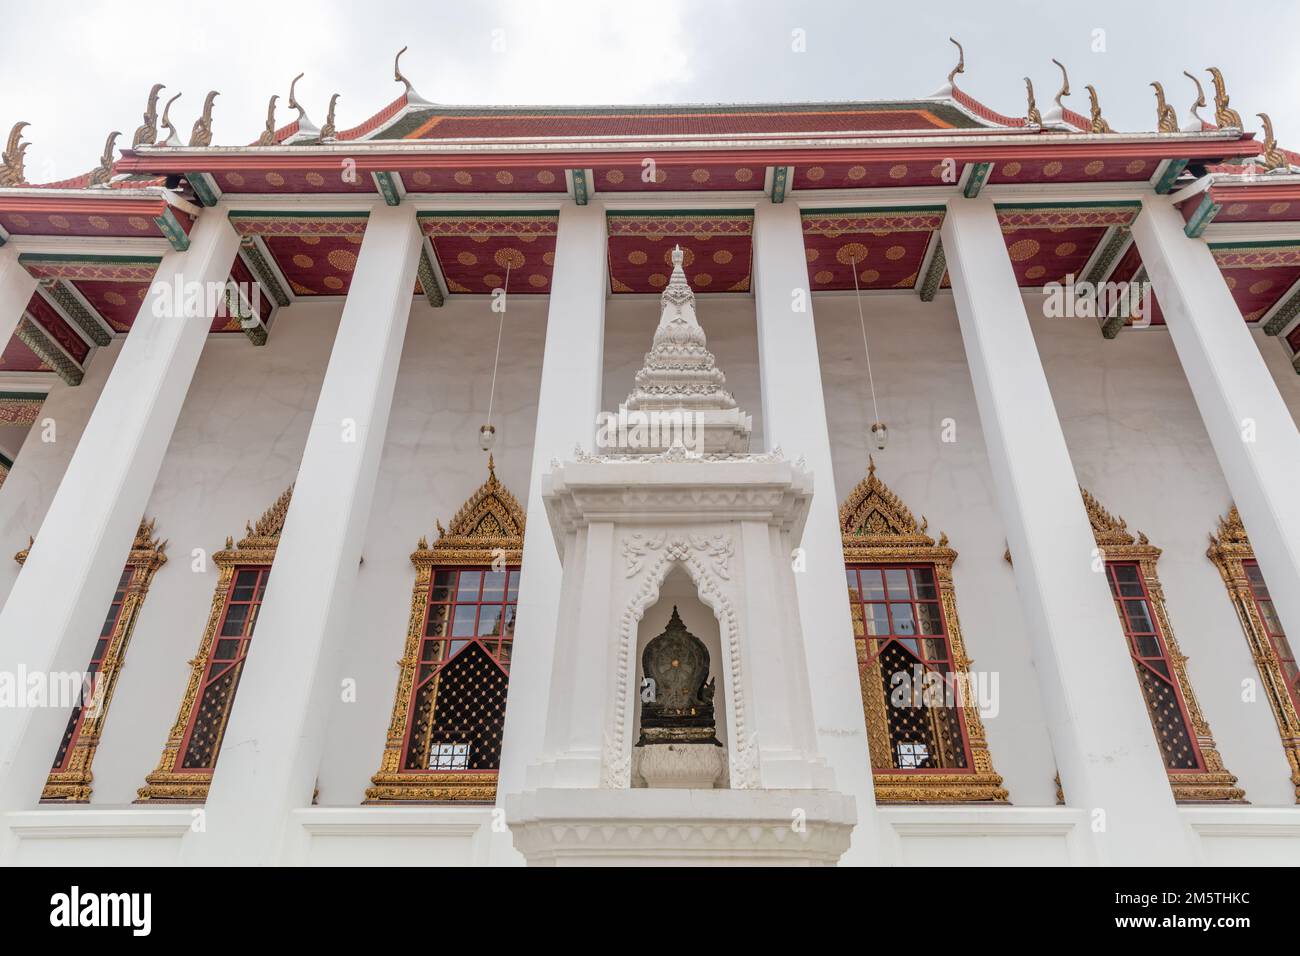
[213,485,294,568]
[840,457,950,558]
[416,456,524,566]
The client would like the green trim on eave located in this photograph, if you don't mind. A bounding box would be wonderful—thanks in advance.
[17,252,162,266]
[570,169,590,205]
[1153,159,1189,195]
[187,172,221,207]
[800,204,947,216]
[1262,288,1300,335]
[154,207,191,251]
[373,171,403,206]
[962,162,993,198]
[415,209,559,219]
[418,245,445,307]
[0,391,47,402]
[770,166,789,204]
[605,208,754,219]
[1184,193,1220,238]
[228,210,371,220]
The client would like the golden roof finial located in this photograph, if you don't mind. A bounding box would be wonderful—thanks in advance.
[1051,58,1071,111]
[1,121,31,186]
[88,131,120,187]
[1024,77,1042,126]
[160,92,182,144]
[320,93,340,141]
[132,83,165,147]
[487,453,496,479]
[1151,82,1178,133]
[190,91,218,147]
[947,37,965,88]
[394,46,414,95]
[1085,84,1111,133]
[257,95,279,146]
[1258,113,1286,171]
[1207,67,1242,128]
[288,72,307,123]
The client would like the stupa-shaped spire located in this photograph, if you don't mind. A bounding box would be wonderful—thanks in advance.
[611,245,752,456]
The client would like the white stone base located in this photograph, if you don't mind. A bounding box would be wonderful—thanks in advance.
[505,788,856,866]
[636,743,724,789]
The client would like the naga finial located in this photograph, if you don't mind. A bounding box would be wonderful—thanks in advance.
[160,92,182,144]
[1,121,31,186]
[1051,58,1070,111]
[288,72,307,123]
[257,95,279,146]
[1085,84,1111,133]
[88,130,120,187]
[947,37,965,88]
[1024,77,1042,126]
[1151,82,1178,133]
[132,83,165,147]
[1207,67,1242,128]
[1258,113,1287,171]
[394,46,414,94]
[1183,70,1207,129]
[190,91,218,147]
[320,93,340,141]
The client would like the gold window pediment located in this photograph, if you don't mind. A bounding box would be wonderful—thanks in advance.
[16,519,168,803]
[137,487,292,803]
[841,458,1007,804]
[367,457,524,803]
[1081,487,1243,803]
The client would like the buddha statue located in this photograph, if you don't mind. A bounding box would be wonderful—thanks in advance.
[637,606,721,748]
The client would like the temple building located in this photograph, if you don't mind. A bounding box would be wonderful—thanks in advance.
[0,45,1298,865]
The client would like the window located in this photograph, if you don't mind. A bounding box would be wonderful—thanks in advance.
[177,567,269,770]
[19,519,168,802]
[1207,507,1300,801]
[1081,487,1242,802]
[401,566,517,773]
[839,459,1006,803]
[368,457,525,803]
[138,486,292,803]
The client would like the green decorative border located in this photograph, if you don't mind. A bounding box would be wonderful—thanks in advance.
[1079,227,1131,289]
[186,172,221,208]
[41,281,110,346]
[418,245,445,307]
[15,318,82,386]
[1153,159,1189,195]
[1262,284,1300,335]
[1184,193,1221,238]
[962,162,993,199]
[373,171,403,206]
[919,238,946,302]
[237,242,290,308]
[570,169,589,205]
[154,208,191,252]
[770,165,789,204]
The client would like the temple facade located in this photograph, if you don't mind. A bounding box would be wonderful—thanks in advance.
[0,47,1299,865]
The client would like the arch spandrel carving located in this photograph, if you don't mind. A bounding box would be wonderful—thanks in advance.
[367,457,524,803]
[840,458,1006,804]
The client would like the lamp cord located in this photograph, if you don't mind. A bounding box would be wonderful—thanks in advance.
[850,257,882,428]
[486,261,510,428]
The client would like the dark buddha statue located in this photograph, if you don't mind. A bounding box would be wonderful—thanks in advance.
[636,606,721,747]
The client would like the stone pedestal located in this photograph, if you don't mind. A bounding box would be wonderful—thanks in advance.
[637,744,724,789]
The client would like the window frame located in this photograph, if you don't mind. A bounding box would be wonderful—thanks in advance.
[839,458,1006,804]
[367,457,525,804]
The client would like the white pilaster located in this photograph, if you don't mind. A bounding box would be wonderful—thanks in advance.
[0,207,239,852]
[0,244,37,353]
[183,203,421,865]
[496,202,607,823]
[941,197,1191,865]
[1131,194,1300,642]
[751,200,880,865]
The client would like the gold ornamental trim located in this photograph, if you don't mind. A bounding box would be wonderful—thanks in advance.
[365,457,523,803]
[841,458,1008,804]
[1082,487,1244,803]
[17,519,168,803]
[136,487,292,803]
[1207,506,1300,802]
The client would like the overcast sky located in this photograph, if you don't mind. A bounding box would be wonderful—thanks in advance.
[2,0,1298,181]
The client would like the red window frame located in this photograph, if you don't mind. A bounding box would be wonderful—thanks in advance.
[1104,560,1206,773]
[845,562,976,775]
[1243,559,1299,715]
[51,566,134,772]
[176,566,270,772]
[400,565,519,773]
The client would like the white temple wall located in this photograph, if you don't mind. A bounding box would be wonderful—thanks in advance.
[3,284,1299,835]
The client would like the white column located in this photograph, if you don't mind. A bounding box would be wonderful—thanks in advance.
[752,200,880,865]
[183,203,421,865]
[0,244,37,353]
[1132,194,1300,641]
[0,207,239,845]
[496,203,607,809]
[942,197,1191,865]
